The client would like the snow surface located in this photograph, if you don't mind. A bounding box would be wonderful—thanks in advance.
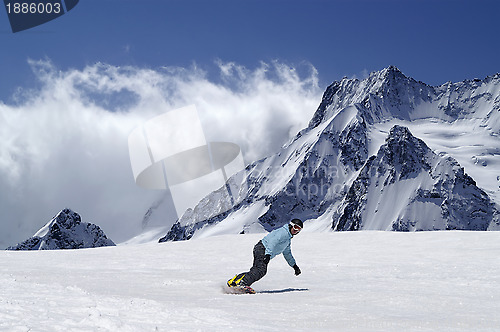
[1,231,499,331]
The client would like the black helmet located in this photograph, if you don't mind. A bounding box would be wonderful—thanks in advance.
[290,218,303,229]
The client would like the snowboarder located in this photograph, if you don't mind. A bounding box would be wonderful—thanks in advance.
[227,218,303,293]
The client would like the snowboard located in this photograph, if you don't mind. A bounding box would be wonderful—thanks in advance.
[224,285,256,294]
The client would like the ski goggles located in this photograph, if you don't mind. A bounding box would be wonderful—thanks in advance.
[291,223,302,233]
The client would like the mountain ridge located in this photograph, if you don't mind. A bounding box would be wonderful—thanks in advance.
[157,66,500,241]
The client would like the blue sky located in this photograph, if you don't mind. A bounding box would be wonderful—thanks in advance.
[1,0,499,101]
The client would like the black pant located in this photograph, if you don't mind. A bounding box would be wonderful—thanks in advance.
[237,241,268,287]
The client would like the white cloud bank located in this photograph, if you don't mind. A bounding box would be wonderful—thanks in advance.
[0,59,322,247]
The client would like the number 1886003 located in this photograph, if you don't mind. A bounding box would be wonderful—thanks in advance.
[5,2,62,14]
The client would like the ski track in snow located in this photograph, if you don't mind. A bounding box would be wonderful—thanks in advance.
[1,232,500,331]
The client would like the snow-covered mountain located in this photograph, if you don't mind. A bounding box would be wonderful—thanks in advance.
[7,208,115,250]
[333,125,497,231]
[158,66,500,241]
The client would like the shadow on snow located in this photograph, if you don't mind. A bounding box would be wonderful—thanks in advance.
[257,288,309,294]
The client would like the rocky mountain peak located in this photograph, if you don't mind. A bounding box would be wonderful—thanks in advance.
[51,208,82,229]
[373,65,406,83]
[7,208,115,250]
[308,66,433,129]
[378,125,433,179]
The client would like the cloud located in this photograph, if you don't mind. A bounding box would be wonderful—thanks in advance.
[0,59,322,247]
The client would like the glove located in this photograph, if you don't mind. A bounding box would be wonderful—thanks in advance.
[264,254,271,264]
[293,264,301,276]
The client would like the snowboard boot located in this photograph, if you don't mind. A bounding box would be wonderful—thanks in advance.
[227,274,246,287]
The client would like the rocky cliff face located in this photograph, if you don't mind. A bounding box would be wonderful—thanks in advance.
[7,209,115,250]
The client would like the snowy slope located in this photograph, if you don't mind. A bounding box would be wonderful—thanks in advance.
[156,66,500,241]
[1,232,499,331]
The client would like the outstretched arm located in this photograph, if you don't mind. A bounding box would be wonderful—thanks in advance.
[282,244,296,267]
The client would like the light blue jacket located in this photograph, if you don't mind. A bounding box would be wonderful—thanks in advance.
[261,224,296,267]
